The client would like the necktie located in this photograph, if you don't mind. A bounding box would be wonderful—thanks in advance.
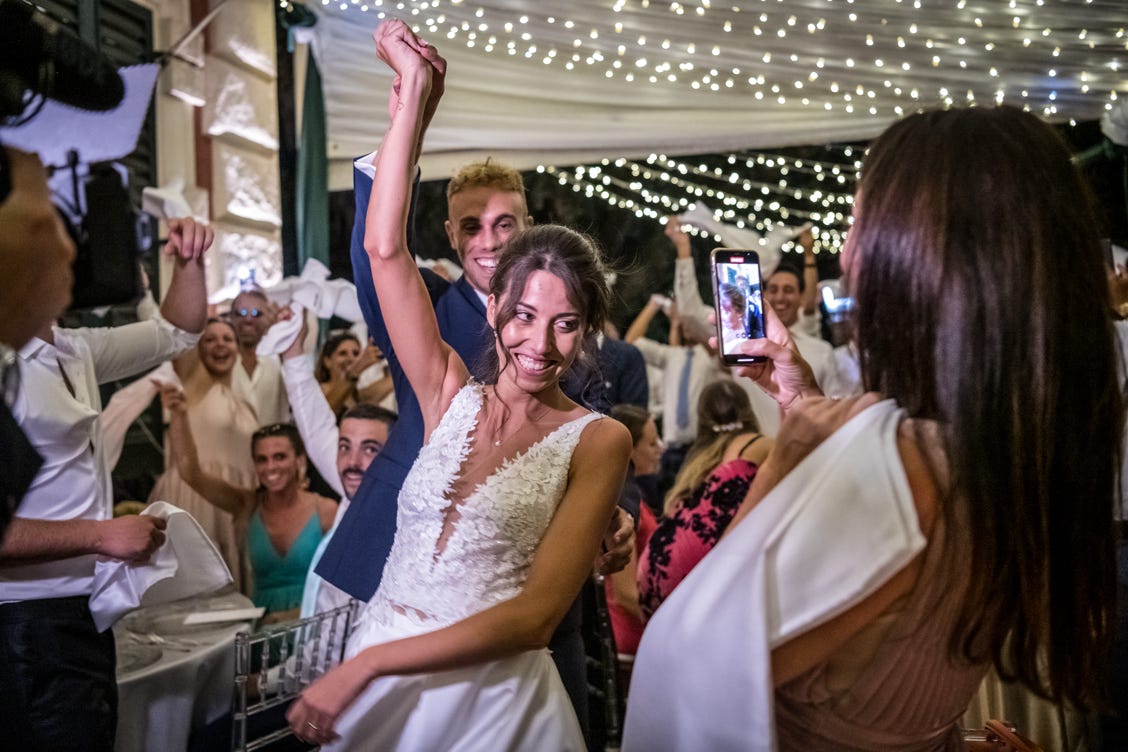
[676,347,695,431]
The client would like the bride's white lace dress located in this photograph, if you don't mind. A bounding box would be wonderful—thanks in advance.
[324,383,599,751]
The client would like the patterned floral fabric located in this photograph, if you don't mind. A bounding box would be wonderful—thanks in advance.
[638,458,758,621]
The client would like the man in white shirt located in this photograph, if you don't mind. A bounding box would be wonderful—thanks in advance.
[279,334,395,617]
[0,217,212,751]
[668,222,836,437]
[625,290,726,502]
[229,287,291,425]
[0,146,77,531]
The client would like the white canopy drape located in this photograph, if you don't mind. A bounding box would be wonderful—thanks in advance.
[306,1,1127,190]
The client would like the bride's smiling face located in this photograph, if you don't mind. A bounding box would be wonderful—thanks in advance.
[488,270,583,394]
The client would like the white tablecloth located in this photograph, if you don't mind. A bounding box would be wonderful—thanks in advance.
[115,590,256,752]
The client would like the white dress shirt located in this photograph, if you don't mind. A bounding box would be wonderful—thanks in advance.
[2,319,199,602]
[232,353,290,426]
[633,339,724,447]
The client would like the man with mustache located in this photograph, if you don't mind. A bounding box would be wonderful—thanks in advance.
[280,324,397,616]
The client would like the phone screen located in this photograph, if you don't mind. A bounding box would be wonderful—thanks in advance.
[711,249,766,364]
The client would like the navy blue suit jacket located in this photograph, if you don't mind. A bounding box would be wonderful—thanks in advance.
[315,168,493,601]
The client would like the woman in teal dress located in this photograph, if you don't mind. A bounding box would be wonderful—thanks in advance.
[162,386,336,620]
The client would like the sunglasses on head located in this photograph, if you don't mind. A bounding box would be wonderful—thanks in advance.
[253,423,292,439]
[233,308,264,318]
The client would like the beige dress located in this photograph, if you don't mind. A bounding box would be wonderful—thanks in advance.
[774,517,988,751]
[149,382,259,591]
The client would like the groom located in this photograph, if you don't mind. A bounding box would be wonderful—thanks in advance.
[315,23,633,740]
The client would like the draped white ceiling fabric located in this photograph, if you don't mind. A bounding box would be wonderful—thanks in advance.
[305,0,1127,191]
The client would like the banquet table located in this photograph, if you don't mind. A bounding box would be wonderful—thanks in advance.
[114,589,260,752]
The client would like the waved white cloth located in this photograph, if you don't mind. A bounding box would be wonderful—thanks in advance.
[623,399,925,752]
[256,302,305,356]
[678,203,811,277]
[416,255,465,282]
[141,177,195,221]
[99,361,182,469]
[259,258,364,322]
[1103,100,1128,147]
[88,502,233,632]
[328,383,599,751]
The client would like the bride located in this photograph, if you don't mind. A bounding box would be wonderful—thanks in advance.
[286,21,632,750]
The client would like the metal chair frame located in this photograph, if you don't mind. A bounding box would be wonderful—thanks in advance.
[231,600,359,752]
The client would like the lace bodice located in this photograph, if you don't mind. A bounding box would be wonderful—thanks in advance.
[364,383,601,630]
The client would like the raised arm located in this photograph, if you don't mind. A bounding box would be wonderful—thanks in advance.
[363,22,465,431]
[159,217,212,334]
[286,418,632,743]
[160,385,254,517]
[281,311,345,497]
[666,220,713,342]
[798,229,819,317]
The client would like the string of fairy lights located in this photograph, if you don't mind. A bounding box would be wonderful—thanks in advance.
[538,149,857,253]
[282,0,1126,252]
[290,0,1124,118]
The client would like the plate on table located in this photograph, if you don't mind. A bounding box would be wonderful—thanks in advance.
[122,610,221,636]
[115,643,162,676]
[120,589,257,637]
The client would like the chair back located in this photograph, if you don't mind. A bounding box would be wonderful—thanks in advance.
[230,600,359,752]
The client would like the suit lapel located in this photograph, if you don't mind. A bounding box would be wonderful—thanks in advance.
[454,275,488,318]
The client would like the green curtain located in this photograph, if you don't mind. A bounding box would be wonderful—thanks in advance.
[296,53,329,270]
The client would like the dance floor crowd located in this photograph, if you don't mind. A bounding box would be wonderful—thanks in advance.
[3,20,1127,752]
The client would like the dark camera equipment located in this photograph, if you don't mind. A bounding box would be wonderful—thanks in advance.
[0,0,124,126]
[0,0,151,310]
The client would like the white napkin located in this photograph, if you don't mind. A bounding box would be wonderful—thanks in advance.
[262,259,364,323]
[88,502,233,632]
[678,203,812,277]
[256,302,305,356]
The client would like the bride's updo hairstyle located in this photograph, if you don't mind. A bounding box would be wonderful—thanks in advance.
[483,224,611,386]
[850,105,1121,709]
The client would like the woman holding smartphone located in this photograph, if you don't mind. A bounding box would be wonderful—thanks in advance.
[626,107,1121,749]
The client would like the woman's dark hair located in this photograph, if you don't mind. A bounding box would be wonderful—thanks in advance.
[611,403,652,447]
[852,105,1121,709]
[315,331,361,383]
[341,402,398,428]
[482,224,611,385]
[250,422,307,458]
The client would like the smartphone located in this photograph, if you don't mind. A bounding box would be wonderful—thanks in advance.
[711,248,766,365]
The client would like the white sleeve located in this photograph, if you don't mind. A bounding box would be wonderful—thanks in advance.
[673,257,714,342]
[353,151,378,181]
[282,357,344,497]
[632,337,669,369]
[64,317,199,385]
